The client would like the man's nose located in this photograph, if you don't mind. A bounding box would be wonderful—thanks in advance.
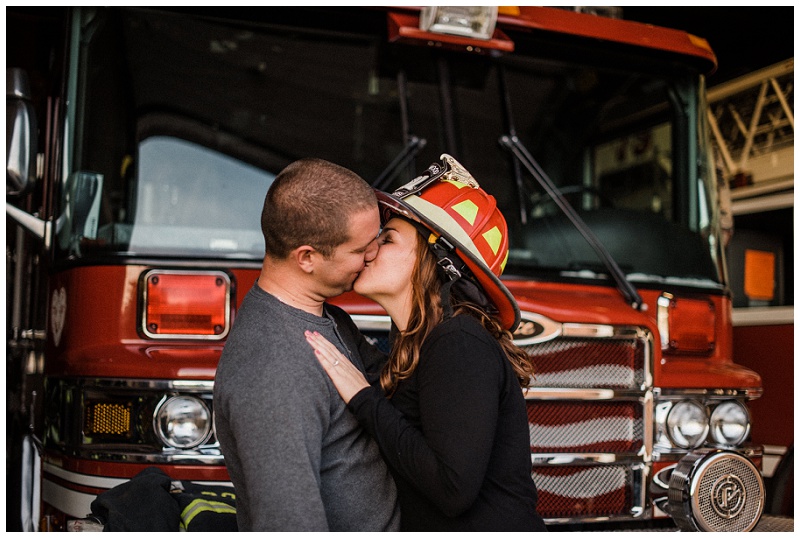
[364,239,379,262]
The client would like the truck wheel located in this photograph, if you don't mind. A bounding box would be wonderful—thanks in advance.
[767,444,793,517]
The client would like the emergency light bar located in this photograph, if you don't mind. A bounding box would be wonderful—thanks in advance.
[419,6,498,39]
[387,7,514,54]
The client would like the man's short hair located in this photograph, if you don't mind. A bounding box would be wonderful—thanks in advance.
[261,158,377,259]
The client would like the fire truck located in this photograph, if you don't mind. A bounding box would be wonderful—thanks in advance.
[7,6,767,531]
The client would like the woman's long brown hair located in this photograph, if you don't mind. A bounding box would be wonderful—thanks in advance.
[380,232,535,395]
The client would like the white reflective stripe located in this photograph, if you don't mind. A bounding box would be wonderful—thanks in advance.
[42,463,234,491]
[41,464,235,520]
[534,364,636,385]
[192,481,235,487]
[533,466,627,498]
[42,479,97,519]
[42,462,127,489]
[529,416,634,448]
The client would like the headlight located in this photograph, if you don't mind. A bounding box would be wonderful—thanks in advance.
[667,400,709,448]
[709,400,750,446]
[154,395,212,449]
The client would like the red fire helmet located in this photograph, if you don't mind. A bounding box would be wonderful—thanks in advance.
[376,154,520,331]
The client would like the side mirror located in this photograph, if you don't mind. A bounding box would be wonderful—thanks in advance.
[57,171,104,253]
[7,68,38,197]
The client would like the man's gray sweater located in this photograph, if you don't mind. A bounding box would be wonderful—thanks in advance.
[214,284,400,531]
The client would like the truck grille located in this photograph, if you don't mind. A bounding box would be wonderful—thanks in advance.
[530,337,646,389]
[533,465,635,518]
[518,315,653,523]
[527,401,644,453]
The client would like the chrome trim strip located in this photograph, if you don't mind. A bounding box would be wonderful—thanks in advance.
[642,328,654,390]
[652,445,763,462]
[655,387,764,399]
[642,390,654,463]
[524,387,645,400]
[54,448,225,464]
[657,292,673,350]
[546,513,653,525]
[531,453,646,465]
[77,378,214,392]
[561,323,623,339]
[514,311,650,345]
[351,314,392,331]
[632,462,648,518]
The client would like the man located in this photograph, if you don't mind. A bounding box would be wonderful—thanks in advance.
[214,158,400,531]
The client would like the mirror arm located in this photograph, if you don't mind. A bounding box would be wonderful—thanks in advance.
[5,204,59,249]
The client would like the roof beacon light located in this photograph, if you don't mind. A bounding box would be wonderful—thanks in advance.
[419,6,498,40]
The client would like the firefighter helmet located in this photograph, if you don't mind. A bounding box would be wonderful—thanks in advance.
[376,154,520,331]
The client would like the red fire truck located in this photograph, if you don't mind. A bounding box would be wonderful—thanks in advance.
[7,6,767,531]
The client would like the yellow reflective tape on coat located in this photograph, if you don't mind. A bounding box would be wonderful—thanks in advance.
[179,498,237,531]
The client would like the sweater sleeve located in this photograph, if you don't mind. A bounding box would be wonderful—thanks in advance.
[348,322,502,517]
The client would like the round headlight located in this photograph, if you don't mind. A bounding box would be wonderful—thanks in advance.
[666,400,709,449]
[154,395,212,449]
[709,400,750,446]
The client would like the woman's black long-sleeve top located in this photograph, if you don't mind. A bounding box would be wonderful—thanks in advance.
[349,314,547,531]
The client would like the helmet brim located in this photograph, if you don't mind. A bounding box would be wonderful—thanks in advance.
[376,189,520,332]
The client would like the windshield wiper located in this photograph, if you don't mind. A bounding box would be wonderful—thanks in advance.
[500,134,644,311]
[373,69,429,191]
[373,135,427,191]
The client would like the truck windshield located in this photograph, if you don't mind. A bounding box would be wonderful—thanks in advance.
[61,7,724,288]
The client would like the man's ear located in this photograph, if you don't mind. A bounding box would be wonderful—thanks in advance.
[292,245,317,274]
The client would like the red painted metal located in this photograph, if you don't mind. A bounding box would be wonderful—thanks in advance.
[385,6,717,72]
[733,324,794,447]
[45,266,260,380]
[47,454,230,482]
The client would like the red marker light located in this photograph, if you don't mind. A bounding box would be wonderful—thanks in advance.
[142,270,231,339]
[658,293,716,354]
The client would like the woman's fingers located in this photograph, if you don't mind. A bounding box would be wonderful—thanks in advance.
[304,330,369,403]
[305,331,346,367]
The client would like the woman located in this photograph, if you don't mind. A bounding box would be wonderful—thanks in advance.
[305,154,546,531]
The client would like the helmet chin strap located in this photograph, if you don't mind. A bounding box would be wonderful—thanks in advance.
[428,236,462,321]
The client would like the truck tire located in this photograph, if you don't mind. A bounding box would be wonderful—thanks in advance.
[767,444,793,517]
